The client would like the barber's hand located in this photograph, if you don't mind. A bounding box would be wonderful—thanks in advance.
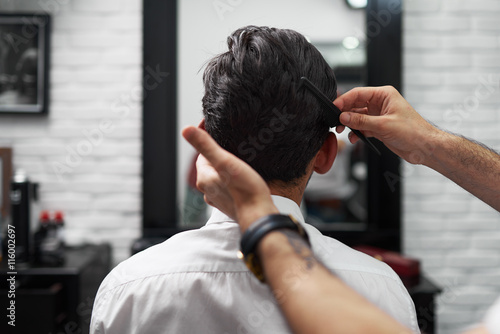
[334,86,440,165]
[182,126,279,231]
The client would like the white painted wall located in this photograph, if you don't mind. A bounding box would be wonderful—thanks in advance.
[403,1,500,333]
[0,0,142,264]
[2,1,498,330]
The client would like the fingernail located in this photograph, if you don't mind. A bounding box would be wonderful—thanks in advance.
[340,112,350,124]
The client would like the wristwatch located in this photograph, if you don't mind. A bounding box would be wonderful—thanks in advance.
[237,214,310,282]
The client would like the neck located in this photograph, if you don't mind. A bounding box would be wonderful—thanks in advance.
[268,177,309,207]
[267,163,314,206]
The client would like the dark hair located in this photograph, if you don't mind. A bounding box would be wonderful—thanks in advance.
[202,25,337,183]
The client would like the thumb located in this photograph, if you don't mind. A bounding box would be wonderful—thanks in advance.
[182,126,228,172]
[182,126,246,179]
[340,112,379,133]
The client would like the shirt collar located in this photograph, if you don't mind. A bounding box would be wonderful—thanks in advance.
[206,195,305,226]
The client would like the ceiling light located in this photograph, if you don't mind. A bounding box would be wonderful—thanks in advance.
[342,36,360,50]
[345,0,368,9]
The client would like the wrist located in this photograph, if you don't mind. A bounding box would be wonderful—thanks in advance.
[237,201,279,232]
[256,229,300,261]
[238,214,309,282]
[421,128,454,169]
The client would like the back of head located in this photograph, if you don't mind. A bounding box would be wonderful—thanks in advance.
[203,25,337,184]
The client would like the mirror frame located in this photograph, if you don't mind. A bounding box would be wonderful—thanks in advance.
[141,0,402,251]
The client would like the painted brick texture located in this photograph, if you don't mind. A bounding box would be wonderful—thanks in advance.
[1,1,498,332]
[0,0,142,264]
[403,1,500,333]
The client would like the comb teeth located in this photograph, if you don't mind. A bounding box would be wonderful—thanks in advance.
[298,77,341,127]
[298,76,381,156]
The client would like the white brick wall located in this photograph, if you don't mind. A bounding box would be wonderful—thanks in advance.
[1,0,498,330]
[403,1,500,333]
[0,0,142,264]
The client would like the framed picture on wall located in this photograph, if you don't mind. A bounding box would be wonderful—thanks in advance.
[0,13,50,114]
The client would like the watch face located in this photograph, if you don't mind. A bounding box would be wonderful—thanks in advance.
[238,251,265,282]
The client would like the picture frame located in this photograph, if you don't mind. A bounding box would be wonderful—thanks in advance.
[0,13,50,114]
[0,147,13,220]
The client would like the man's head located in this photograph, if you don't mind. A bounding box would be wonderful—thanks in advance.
[202,25,337,185]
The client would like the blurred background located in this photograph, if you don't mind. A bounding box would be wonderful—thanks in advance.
[0,0,499,333]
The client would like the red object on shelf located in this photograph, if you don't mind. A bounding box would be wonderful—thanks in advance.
[354,245,420,279]
[53,211,64,225]
[39,210,51,224]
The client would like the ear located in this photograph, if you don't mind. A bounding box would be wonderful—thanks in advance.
[313,132,337,174]
[198,118,206,130]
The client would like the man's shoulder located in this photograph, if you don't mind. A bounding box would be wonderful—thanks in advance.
[305,224,402,281]
[97,223,243,289]
[305,225,419,331]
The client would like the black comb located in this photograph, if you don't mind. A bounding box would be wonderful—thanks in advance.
[298,77,381,156]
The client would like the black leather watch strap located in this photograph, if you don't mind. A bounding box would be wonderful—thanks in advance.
[238,214,310,282]
[240,214,308,257]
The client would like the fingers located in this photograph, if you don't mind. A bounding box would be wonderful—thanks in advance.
[339,111,384,144]
[195,154,218,194]
[184,126,239,191]
[182,125,216,158]
[348,131,360,144]
[334,87,378,111]
[183,125,272,224]
[334,86,396,115]
[336,109,368,136]
[182,126,233,173]
[351,107,369,115]
[339,111,382,134]
[184,125,255,195]
[194,146,237,218]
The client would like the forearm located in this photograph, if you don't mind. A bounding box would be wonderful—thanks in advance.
[257,230,411,334]
[424,130,500,211]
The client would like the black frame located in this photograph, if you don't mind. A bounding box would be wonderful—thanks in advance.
[142,0,178,238]
[365,0,402,250]
[141,0,402,251]
[0,13,50,114]
[319,0,402,251]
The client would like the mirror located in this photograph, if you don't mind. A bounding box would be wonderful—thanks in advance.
[177,0,367,226]
[303,40,368,229]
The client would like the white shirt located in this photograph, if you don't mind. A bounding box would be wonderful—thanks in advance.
[485,296,500,334]
[91,196,419,334]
